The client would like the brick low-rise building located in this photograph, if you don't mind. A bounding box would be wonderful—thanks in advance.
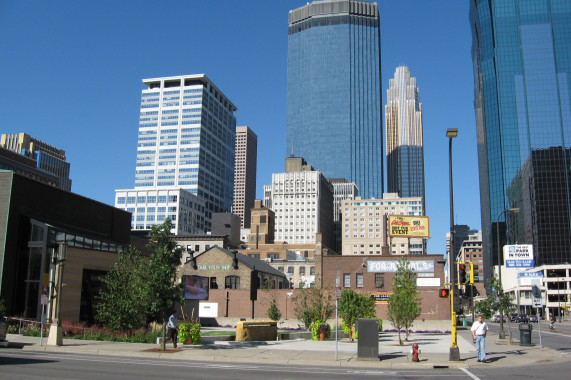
[317,254,450,320]
[179,246,287,291]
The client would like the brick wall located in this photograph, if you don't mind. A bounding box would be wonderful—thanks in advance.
[318,254,451,320]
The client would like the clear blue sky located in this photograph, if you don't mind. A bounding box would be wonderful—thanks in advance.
[0,0,480,255]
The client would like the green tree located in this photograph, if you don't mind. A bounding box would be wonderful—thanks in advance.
[387,256,422,345]
[144,219,184,350]
[96,219,183,348]
[96,247,149,335]
[475,274,515,319]
[338,289,376,341]
[292,283,334,329]
[267,299,282,321]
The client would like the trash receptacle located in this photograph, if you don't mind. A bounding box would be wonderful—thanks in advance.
[462,317,467,327]
[519,323,532,346]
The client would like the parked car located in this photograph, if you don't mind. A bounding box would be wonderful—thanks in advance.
[510,313,519,322]
[0,310,7,345]
[529,315,539,323]
[517,313,529,323]
[491,314,506,323]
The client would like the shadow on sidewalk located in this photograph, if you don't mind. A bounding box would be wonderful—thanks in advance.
[182,341,278,350]
[379,352,407,360]
[484,355,506,363]
[0,356,58,365]
[2,342,36,349]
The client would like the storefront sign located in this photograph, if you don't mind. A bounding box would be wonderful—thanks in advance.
[367,260,434,273]
[197,264,231,270]
[518,271,542,286]
[371,292,393,304]
[416,278,441,287]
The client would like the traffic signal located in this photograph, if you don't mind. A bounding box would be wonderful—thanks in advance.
[250,270,260,301]
[465,284,473,298]
[439,288,450,298]
[468,262,474,285]
[459,263,467,284]
[232,251,239,269]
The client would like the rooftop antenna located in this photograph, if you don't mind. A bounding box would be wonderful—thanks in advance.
[291,141,294,157]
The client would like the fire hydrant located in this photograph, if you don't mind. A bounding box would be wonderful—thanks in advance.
[411,343,421,362]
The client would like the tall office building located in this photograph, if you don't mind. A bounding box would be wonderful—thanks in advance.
[265,157,335,248]
[385,66,425,212]
[0,133,71,191]
[286,0,383,199]
[115,74,237,233]
[471,1,571,281]
[341,193,424,255]
[233,126,257,229]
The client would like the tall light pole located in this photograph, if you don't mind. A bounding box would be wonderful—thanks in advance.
[496,207,519,339]
[446,128,459,361]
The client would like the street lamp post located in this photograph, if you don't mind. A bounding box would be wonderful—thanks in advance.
[47,242,67,346]
[496,207,519,339]
[446,128,460,361]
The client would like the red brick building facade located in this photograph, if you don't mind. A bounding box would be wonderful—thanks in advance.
[317,254,451,320]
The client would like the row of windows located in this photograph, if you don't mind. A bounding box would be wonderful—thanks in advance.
[343,273,385,288]
[117,195,178,204]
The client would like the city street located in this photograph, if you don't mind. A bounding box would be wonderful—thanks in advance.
[485,320,571,354]
[0,348,570,380]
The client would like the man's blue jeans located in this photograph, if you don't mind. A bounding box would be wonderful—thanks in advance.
[475,335,486,361]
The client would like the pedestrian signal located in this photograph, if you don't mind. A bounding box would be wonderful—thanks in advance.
[439,288,450,298]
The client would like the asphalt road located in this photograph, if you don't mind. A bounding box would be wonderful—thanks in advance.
[486,320,571,355]
[0,348,569,380]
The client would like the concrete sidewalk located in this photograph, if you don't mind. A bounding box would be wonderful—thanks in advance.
[3,327,567,369]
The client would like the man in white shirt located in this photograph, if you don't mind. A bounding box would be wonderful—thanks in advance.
[471,314,489,362]
[165,310,179,348]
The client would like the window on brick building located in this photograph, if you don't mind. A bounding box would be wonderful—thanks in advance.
[343,273,351,288]
[375,273,385,288]
[225,275,240,289]
[356,273,364,288]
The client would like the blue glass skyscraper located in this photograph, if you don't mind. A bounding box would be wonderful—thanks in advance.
[471,0,571,280]
[286,0,383,199]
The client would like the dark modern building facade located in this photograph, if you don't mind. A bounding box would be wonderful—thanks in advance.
[471,0,571,281]
[0,171,131,322]
[286,0,383,199]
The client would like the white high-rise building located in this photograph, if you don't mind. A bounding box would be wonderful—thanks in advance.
[115,74,237,233]
[265,157,334,248]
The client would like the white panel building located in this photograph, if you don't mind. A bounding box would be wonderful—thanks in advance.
[115,74,237,234]
[265,157,334,248]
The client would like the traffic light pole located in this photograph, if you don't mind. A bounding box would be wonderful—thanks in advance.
[448,131,460,361]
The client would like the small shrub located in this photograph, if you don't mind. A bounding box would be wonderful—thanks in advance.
[179,322,201,344]
[310,320,331,341]
[267,299,282,322]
